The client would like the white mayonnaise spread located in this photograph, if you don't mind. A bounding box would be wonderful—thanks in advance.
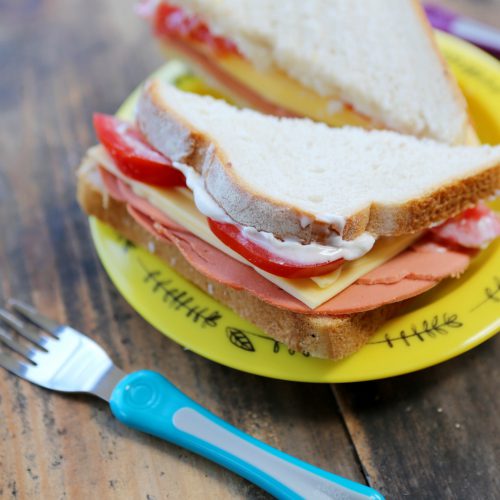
[174,161,375,263]
[174,161,233,223]
[241,226,374,264]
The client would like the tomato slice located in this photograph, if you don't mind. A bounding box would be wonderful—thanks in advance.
[430,203,500,248]
[93,113,186,188]
[208,219,344,278]
[153,3,240,56]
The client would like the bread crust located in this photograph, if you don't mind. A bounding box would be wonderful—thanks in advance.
[138,81,500,242]
[78,172,399,359]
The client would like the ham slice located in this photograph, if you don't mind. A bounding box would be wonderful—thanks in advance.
[101,170,474,315]
[357,240,471,284]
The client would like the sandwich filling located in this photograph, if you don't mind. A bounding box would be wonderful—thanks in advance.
[81,158,474,315]
[86,112,500,310]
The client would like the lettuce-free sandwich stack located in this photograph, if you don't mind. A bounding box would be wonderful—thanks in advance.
[77,82,500,358]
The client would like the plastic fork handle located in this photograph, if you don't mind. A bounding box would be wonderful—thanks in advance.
[110,370,383,500]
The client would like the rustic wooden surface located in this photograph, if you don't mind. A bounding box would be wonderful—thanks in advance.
[0,1,499,498]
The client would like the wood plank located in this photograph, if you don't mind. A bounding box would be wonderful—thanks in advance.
[334,337,500,499]
[0,1,364,498]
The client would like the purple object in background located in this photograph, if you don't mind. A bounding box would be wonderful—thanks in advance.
[424,4,500,58]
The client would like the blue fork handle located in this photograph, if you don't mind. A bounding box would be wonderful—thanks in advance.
[110,370,383,500]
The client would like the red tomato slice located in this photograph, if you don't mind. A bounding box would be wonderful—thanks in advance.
[154,3,240,56]
[431,203,500,248]
[93,113,186,188]
[208,219,344,278]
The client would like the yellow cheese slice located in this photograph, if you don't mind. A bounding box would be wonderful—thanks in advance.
[215,55,372,128]
[89,146,418,309]
[311,234,421,289]
[161,43,373,129]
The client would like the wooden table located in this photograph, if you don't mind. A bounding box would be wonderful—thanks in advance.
[1,1,499,498]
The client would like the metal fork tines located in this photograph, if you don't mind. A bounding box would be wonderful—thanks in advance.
[0,300,125,400]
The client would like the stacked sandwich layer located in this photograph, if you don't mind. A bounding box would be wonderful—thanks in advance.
[78,81,500,358]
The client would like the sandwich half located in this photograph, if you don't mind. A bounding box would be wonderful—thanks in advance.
[140,0,478,144]
[78,81,500,359]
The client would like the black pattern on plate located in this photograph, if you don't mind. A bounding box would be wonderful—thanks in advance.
[226,327,310,356]
[138,259,222,327]
[471,276,500,312]
[368,313,463,348]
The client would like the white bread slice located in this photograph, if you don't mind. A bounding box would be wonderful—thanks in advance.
[137,80,500,242]
[77,166,400,359]
[166,0,472,144]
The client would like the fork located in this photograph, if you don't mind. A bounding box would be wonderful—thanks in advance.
[0,300,383,500]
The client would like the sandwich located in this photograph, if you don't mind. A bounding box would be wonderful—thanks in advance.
[139,0,478,145]
[77,81,500,359]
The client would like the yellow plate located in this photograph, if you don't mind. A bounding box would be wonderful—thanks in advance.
[90,33,500,382]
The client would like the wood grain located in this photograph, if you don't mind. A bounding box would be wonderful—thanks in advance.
[0,0,499,499]
[334,337,500,499]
